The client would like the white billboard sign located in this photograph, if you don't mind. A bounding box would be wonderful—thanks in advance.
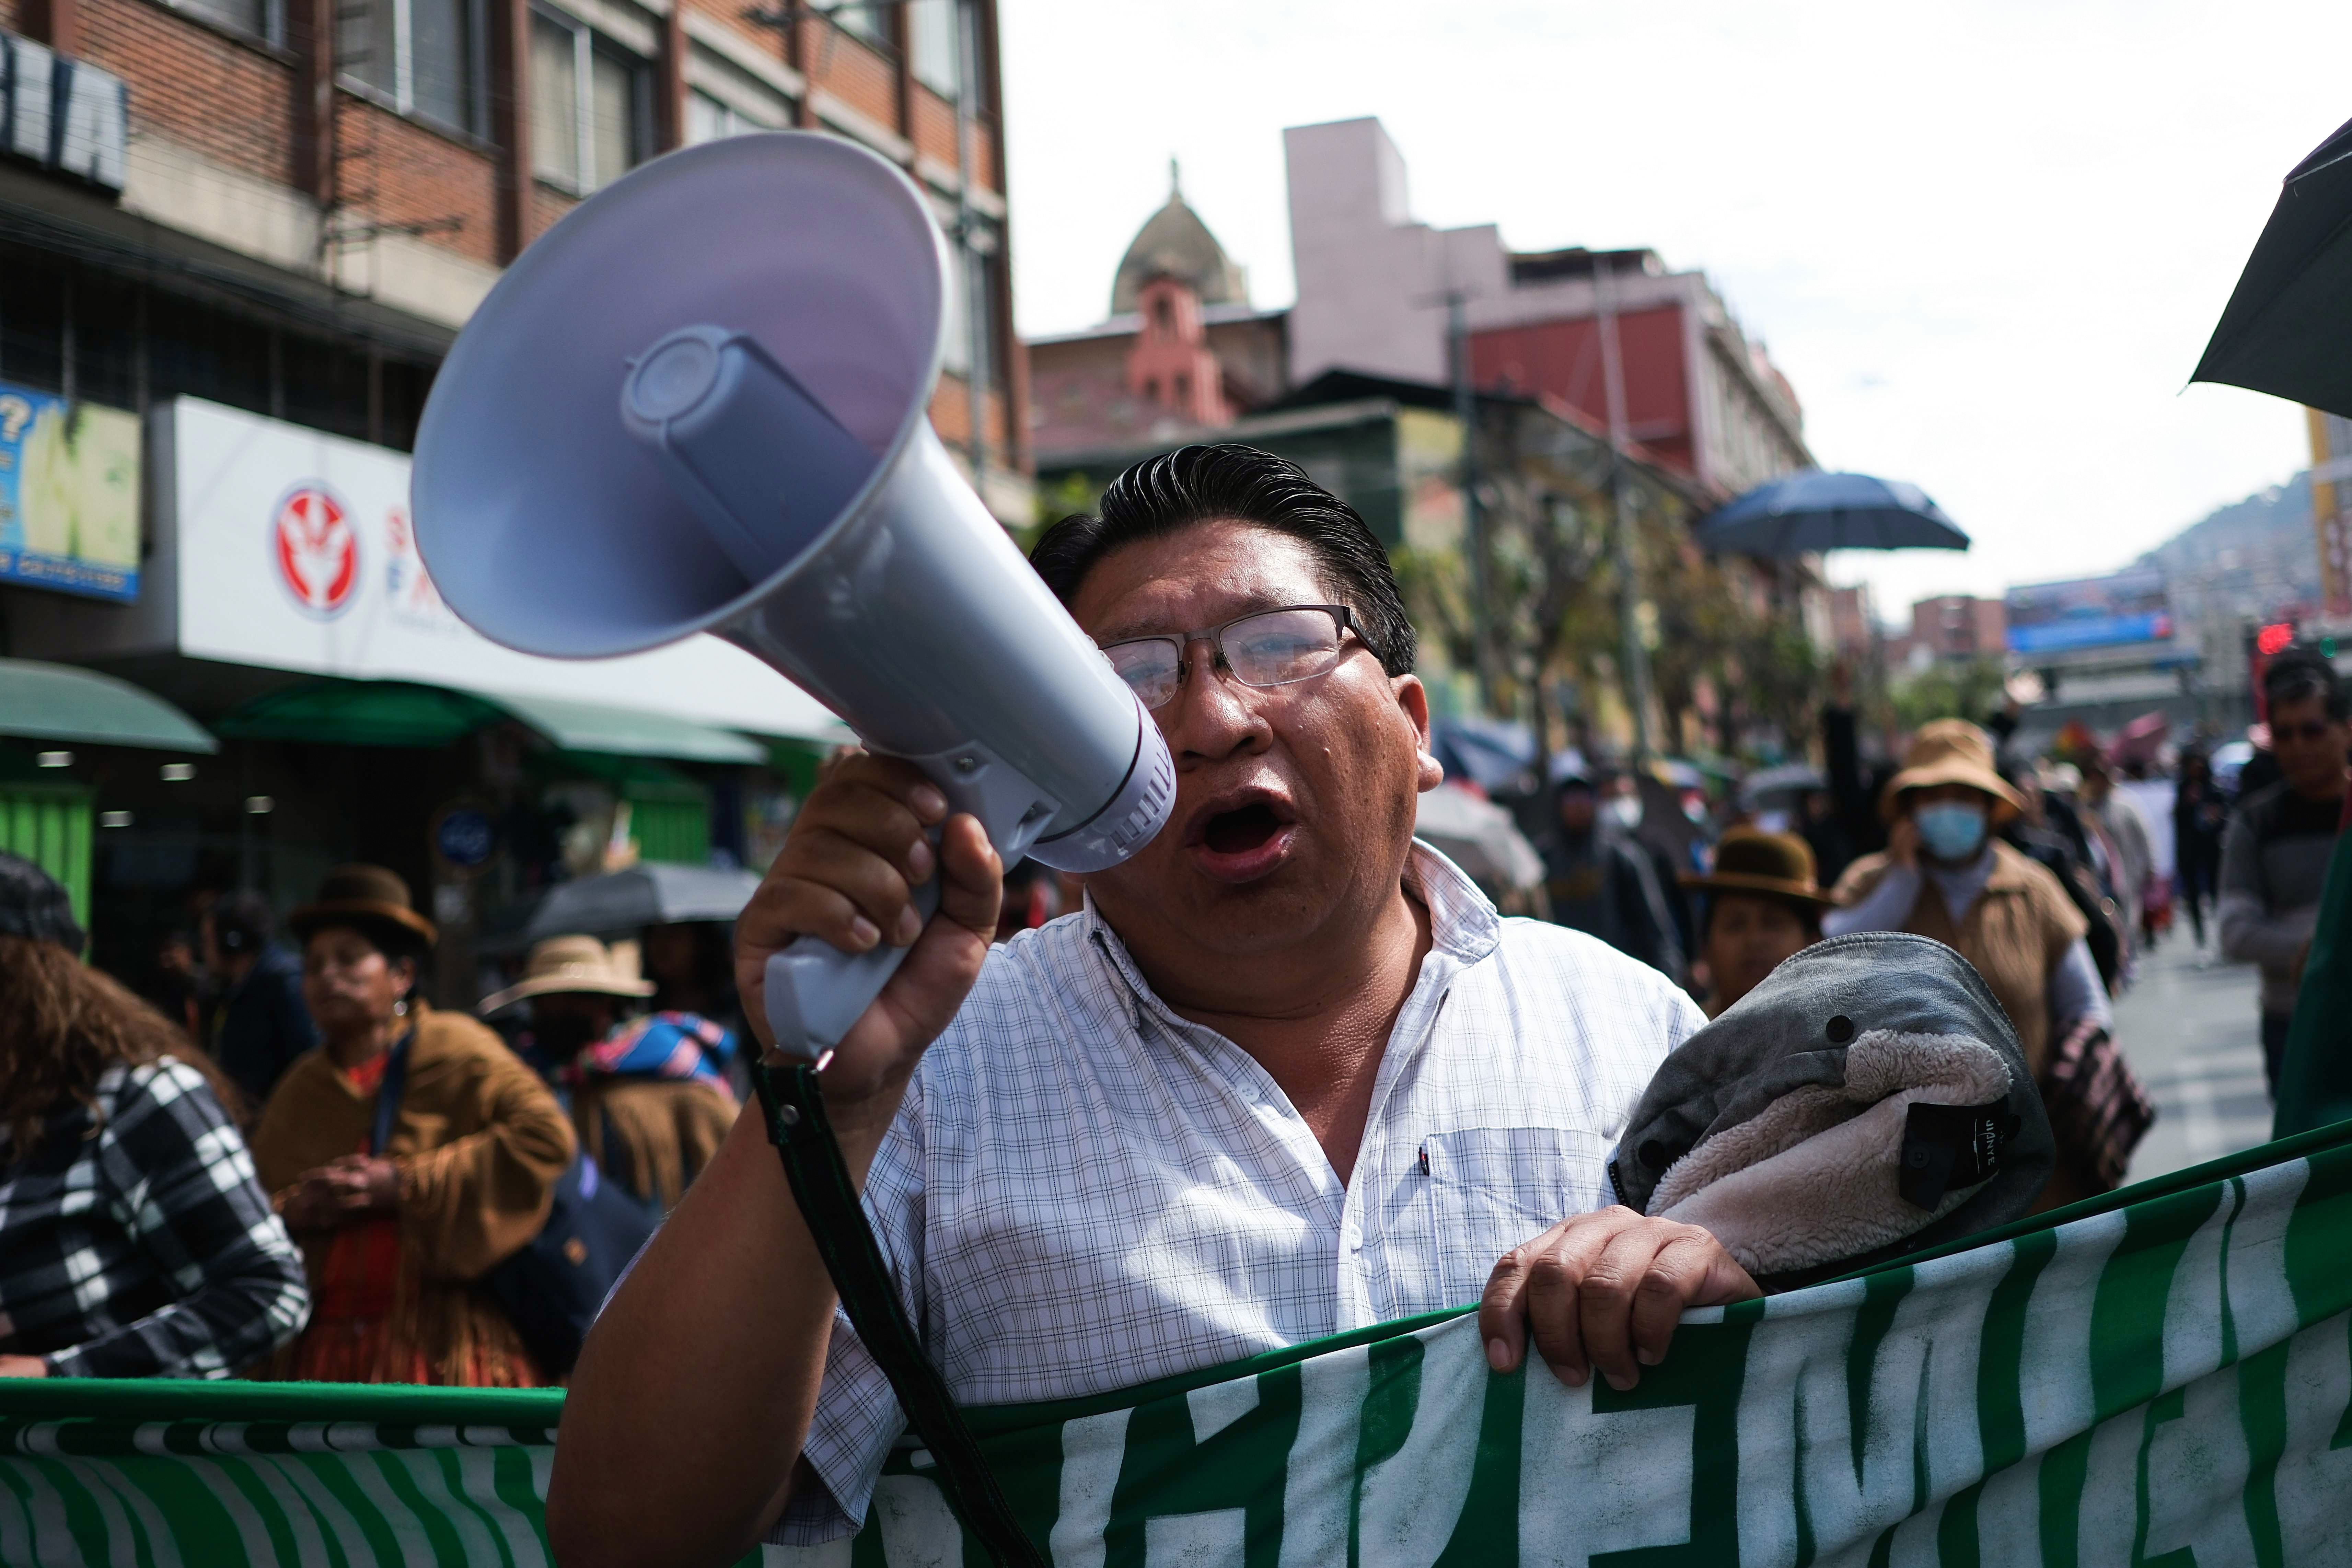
[169,397,847,742]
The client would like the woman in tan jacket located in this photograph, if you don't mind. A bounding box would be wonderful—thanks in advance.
[252,865,574,1386]
[1826,722,2113,1204]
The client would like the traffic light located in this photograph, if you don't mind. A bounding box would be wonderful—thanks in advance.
[2257,622,2296,657]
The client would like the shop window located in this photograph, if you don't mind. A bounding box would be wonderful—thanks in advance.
[340,0,485,135]
[282,333,373,442]
[906,0,960,98]
[531,10,648,194]
[147,293,273,419]
[72,271,140,412]
[0,252,65,394]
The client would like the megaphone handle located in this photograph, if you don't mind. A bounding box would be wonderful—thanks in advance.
[763,742,1056,1061]
[761,864,940,1061]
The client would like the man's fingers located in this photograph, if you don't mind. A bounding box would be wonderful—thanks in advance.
[930,815,1004,939]
[1526,1220,1619,1386]
[1580,1226,1677,1391]
[1625,1234,1726,1370]
[1478,1246,1533,1373]
[782,834,927,947]
[791,779,940,889]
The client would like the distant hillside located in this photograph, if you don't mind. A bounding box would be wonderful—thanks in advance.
[2139,471,2319,626]
[2140,471,2313,574]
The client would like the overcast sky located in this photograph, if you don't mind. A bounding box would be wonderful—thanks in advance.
[998,0,2348,622]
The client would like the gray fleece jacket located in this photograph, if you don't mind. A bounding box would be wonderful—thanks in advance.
[1610,931,2053,1291]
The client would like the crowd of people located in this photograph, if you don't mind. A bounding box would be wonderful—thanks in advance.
[0,444,2344,1560]
[0,853,742,1386]
[3,662,2343,1391]
[1467,644,2348,1200]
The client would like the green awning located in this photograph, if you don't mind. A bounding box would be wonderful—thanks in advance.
[213,678,767,764]
[216,681,510,748]
[492,693,767,765]
[0,659,218,753]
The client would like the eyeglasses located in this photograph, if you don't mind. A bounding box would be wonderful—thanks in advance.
[1098,604,1360,711]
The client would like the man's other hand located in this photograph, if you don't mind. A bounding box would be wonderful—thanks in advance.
[733,752,1002,1133]
[1479,1207,1759,1391]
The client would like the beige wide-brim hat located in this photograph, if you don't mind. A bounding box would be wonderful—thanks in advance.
[480,933,656,1013]
[1879,718,2026,825]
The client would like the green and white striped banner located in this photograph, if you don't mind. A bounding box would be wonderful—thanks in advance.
[7,1123,2352,1566]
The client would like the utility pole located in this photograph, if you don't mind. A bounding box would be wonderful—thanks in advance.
[1594,254,1655,762]
[1448,291,1495,715]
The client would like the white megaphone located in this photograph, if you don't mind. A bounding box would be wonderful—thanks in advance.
[410,132,1174,1061]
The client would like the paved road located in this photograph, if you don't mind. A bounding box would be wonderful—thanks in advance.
[2117,929,2274,1184]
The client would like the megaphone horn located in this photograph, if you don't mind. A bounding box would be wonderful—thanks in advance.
[411,132,1175,1060]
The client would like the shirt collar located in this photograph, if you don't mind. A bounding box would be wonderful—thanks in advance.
[1080,839,1502,1019]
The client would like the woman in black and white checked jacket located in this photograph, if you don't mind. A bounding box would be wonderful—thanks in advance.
[0,855,309,1380]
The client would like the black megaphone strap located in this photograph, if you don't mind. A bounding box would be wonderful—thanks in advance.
[751,1057,1045,1568]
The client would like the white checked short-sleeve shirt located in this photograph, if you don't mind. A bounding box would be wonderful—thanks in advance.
[780,843,1704,1542]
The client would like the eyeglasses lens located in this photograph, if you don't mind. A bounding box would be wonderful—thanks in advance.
[1224,609,1343,687]
[1104,641,1182,710]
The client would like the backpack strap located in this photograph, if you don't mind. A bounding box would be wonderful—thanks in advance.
[751,1057,1044,1568]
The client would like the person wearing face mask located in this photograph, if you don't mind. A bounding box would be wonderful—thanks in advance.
[1541,758,1687,984]
[482,935,738,1213]
[1824,722,2112,1155]
[250,865,573,1385]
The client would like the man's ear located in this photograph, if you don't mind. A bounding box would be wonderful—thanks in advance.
[1393,674,1444,792]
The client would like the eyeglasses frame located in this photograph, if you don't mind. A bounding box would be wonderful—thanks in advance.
[1097,603,1362,711]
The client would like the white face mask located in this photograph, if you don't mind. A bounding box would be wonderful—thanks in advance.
[1603,795,1644,831]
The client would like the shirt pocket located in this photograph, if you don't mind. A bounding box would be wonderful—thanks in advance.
[1416,1126,1613,1298]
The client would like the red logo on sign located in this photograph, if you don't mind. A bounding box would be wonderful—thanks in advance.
[273,487,358,616]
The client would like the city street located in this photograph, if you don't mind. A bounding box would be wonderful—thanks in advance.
[2118,930,2276,1183]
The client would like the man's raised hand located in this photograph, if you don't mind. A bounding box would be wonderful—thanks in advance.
[1479,1207,1759,1392]
[733,752,1002,1135]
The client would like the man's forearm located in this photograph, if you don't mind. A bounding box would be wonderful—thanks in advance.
[550,1098,880,1568]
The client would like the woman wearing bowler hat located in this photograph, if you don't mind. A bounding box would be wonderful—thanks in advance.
[1681,826,1834,1016]
[251,865,573,1385]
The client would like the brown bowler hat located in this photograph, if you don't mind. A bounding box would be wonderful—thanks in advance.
[1878,718,2026,825]
[288,863,438,951]
[1679,826,1835,909]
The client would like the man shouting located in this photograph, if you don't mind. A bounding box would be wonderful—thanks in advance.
[550,445,1758,1566]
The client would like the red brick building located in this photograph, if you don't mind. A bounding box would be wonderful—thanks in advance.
[0,0,1028,998]
[0,0,1023,493]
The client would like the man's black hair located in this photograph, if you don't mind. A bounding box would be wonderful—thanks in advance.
[210,889,274,956]
[2263,645,2348,722]
[1029,444,1416,677]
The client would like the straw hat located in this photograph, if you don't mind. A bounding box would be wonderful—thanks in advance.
[479,934,656,1013]
[288,863,437,951]
[1878,719,2025,824]
[1679,826,1835,910]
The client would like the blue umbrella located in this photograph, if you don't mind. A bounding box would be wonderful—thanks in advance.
[1697,471,1968,558]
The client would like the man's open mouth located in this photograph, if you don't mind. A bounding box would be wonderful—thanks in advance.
[1179,788,1300,882]
[1203,801,1285,855]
